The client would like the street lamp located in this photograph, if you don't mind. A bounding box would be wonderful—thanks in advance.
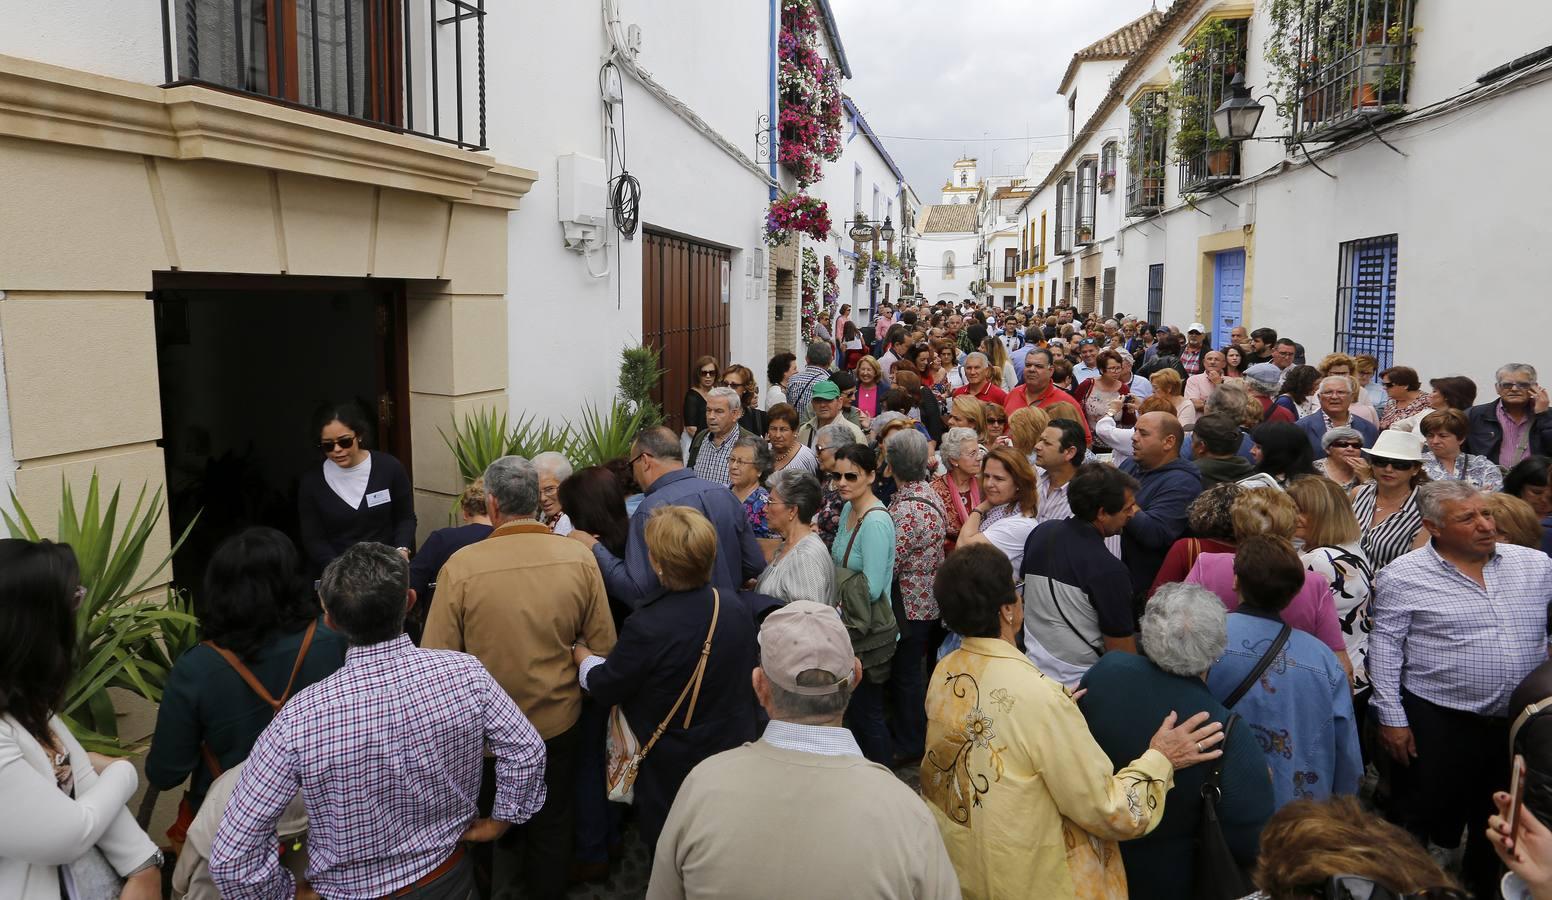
[1213,72,1266,142]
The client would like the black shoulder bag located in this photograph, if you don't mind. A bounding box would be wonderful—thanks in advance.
[1194,714,1252,900]
[1194,619,1290,899]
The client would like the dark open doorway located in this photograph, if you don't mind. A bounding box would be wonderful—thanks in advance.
[151,273,410,592]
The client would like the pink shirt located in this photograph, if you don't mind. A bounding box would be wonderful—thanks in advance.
[857,385,879,417]
[1183,552,1346,656]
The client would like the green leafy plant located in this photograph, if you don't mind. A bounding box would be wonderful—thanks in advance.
[2,473,198,753]
[1169,18,1240,163]
[506,413,572,462]
[438,407,518,486]
[568,400,649,469]
[617,344,665,429]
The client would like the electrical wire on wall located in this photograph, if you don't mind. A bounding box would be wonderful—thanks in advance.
[600,59,641,308]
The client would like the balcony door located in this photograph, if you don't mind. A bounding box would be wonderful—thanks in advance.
[173,0,403,126]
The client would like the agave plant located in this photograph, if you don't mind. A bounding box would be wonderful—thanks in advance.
[438,406,517,486]
[3,473,198,753]
[568,400,649,469]
[507,413,573,462]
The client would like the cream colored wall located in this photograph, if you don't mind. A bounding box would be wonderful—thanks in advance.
[0,53,534,586]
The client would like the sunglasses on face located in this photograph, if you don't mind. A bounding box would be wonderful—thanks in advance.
[700,369,718,377]
[1499,381,1537,391]
[319,435,357,452]
[1370,457,1417,471]
[1328,440,1363,450]
[838,471,865,482]
[988,417,1007,425]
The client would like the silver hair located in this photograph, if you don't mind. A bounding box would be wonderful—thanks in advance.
[939,427,981,464]
[769,468,822,522]
[817,422,859,452]
[483,455,540,517]
[531,450,573,482]
[1321,426,1364,449]
[1498,363,1538,383]
[1141,583,1229,677]
[1417,480,1483,524]
[766,670,853,720]
[1319,375,1352,396]
[965,352,989,367]
[733,434,773,480]
[707,386,742,412]
[884,428,931,482]
[870,410,909,443]
[1115,349,1134,366]
[633,426,684,464]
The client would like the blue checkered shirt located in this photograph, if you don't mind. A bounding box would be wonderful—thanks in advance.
[1369,542,1552,727]
[210,636,547,900]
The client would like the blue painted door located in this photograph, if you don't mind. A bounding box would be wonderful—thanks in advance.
[1212,249,1245,350]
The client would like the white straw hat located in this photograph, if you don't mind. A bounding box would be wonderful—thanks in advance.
[1364,429,1424,462]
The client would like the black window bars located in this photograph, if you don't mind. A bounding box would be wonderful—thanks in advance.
[160,0,488,151]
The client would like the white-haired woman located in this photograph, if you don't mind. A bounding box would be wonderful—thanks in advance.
[930,427,984,557]
[533,450,574,535]
[754,469,835,606]
[884,429,948,767]
[1077,583,1275,890]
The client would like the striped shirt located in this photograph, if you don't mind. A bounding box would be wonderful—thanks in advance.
[1351,482,1424,572]
[1369,542,1552,726]
[754,533,837,607]
[210,636,547,900]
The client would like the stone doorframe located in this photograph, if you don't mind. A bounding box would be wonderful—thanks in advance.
[0,53,536,588]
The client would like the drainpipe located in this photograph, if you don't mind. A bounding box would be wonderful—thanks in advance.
[768,0,778,200]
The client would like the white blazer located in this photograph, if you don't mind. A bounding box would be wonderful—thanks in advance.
[0,714,158,900]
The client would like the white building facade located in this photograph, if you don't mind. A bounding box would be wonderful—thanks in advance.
[1020,0,1552,388]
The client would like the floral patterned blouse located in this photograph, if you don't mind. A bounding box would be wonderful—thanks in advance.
[923,638,1174,899]
[1421,452,1504,491]
[1380,394,1432,431]
[739,486,776,538]
[930,473,979,557]
[815,486,844,549]
[889,480,948,621]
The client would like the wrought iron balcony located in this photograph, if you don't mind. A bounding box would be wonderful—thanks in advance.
[159,0,488,150]
[1289,0,1415,142]
[1126,164,1165,217]
[1175,18,1246,195]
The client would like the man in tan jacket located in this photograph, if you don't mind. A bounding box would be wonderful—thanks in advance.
[423,455,617,900]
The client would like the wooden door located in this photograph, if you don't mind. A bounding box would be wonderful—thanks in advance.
[642,231,732,433]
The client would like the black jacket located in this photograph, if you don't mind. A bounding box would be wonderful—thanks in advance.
[297,450,417,575]
[586,584,759,849]
[1465,400,1552,464]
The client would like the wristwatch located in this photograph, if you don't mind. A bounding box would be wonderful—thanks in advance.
[126,849,165,876]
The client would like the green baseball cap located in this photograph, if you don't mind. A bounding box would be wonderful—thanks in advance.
[811,381,841,400]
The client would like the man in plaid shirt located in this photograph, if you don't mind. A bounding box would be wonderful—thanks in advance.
[211,543,547,900]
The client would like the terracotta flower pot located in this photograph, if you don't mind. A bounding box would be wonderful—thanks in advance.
[1206,149,1234,176]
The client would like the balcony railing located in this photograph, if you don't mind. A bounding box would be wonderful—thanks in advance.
[160,0,488,150]
[1290,0,1415,141]
[1176,18,1246,195]
[1126,90,1168,216]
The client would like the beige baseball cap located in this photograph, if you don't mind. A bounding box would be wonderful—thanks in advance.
[757,601,855,696]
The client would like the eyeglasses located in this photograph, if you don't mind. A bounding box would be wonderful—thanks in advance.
[318,435,357,452]
[1328,440,1363,450]
[629,450,651,468]
[700,369,719,377]
[1310,874,1469,900]
[1498,381,1538,391]
[1370,457,1418,471]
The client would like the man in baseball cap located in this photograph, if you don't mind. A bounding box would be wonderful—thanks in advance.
[1181,323,1209,375]
[648,602,958,898]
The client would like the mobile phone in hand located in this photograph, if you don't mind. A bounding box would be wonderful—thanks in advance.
[1510,754,1528,838]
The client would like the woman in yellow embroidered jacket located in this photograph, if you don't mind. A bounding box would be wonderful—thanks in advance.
[922,544,1227,899]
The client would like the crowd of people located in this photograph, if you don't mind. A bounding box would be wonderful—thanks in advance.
[8,297,1552,899]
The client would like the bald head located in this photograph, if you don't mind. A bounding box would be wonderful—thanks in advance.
[1132,411,1184,470]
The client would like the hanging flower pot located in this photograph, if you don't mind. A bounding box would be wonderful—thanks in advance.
[1352,82,1379,109]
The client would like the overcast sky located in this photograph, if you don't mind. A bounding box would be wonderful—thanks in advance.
[829,0,1156,198]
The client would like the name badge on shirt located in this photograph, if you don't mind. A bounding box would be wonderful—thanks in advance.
[366,489,392,508]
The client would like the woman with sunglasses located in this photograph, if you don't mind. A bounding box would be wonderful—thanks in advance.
[1349,430,1430,572]
[829,443,897,765]
[297,402,416,576]
[983,402,1013,448]
[1314,426,1372,491]
[683,355,720,439]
